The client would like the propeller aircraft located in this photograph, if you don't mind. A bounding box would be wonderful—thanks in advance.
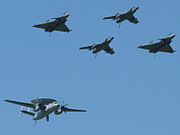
[4,98,86,122]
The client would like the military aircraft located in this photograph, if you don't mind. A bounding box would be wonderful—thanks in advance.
[138,34,176,54]
[4,98,86,122]
[103,7,139,24]
[33,13,71,33]
[79,37,115,55]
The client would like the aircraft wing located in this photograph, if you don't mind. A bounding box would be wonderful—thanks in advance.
[158,45,175,53]
[54,24,71,32]
[127,15,139,24]
[103,45,115,54]
[4,100,35,108]
[103,15,116,20]
[33,22,55,30]
[64,108,87,112]
[138,42,161,50]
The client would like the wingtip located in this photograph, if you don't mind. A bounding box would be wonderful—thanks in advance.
[4,99,10,103]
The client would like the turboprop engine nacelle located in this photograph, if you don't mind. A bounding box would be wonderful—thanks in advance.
[54,107,62,115]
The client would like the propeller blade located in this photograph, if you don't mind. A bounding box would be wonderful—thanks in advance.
[19,106,24,118]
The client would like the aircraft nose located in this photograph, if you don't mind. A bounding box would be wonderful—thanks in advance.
[172,35,176,38]
[65,14,70,18]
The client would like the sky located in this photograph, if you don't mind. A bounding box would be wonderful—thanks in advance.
[0,0,180,135]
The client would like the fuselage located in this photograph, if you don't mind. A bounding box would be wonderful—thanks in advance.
[92,37,114,54]
[116,7,139,23]
[45,14,70,32]
[33,102,59,120]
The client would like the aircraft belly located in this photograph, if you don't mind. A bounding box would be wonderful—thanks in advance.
[33,106,58,120]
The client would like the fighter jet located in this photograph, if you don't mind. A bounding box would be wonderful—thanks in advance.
[79,37,115,55]
[4,98,86,122]
[33,13,71,33]
[103,7,139,24]
[138,34,176,54]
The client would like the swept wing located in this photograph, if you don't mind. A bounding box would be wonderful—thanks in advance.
[127,15,138,24]
[54,24,71,32]
[103,45,115,54]
[158,45,175,53]
[103,15,116,20]
[79,45,93,50]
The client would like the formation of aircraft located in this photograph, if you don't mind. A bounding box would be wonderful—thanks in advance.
[4,7,177,125]
[138,34,176,54]
[31,10,176,56]
[79,37,115,55]
[103,7,139,24]
[4,98,86,122]
[33,13,71,33]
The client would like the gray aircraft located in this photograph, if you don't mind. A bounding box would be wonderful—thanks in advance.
[79,37,115,55]
[138,34,176,54]
[103,7,139,24]
[33,13,71,33]
[4,98,86,122]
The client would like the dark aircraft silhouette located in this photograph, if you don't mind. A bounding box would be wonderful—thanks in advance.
[138,34,176,54]
[80,37,115,55]
[33,13,71,33]
[103,7,139,24]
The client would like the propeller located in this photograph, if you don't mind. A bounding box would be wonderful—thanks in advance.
[58,100,68,113]
[19,106,24,118]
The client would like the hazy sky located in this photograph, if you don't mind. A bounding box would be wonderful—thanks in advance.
[0,0,180,135]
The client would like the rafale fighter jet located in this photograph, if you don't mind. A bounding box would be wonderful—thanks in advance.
[4,98,86,122]
[33,13,71,33]
[79,37,115,55]
[138,34,176,54]
[103,7,139,24]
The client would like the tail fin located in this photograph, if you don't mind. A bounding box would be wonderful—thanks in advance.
[21,110,35,116]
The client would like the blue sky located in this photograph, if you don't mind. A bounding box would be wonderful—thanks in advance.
[0,0,180,135]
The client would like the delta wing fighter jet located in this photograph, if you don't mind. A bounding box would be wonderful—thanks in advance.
[79,37,115,55]
[33,13,71,33]
[138,34,176,54]
[4,98,86,122]
[103,7,139,24]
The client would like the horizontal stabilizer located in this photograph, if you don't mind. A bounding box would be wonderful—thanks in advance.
[21,110,35,116]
